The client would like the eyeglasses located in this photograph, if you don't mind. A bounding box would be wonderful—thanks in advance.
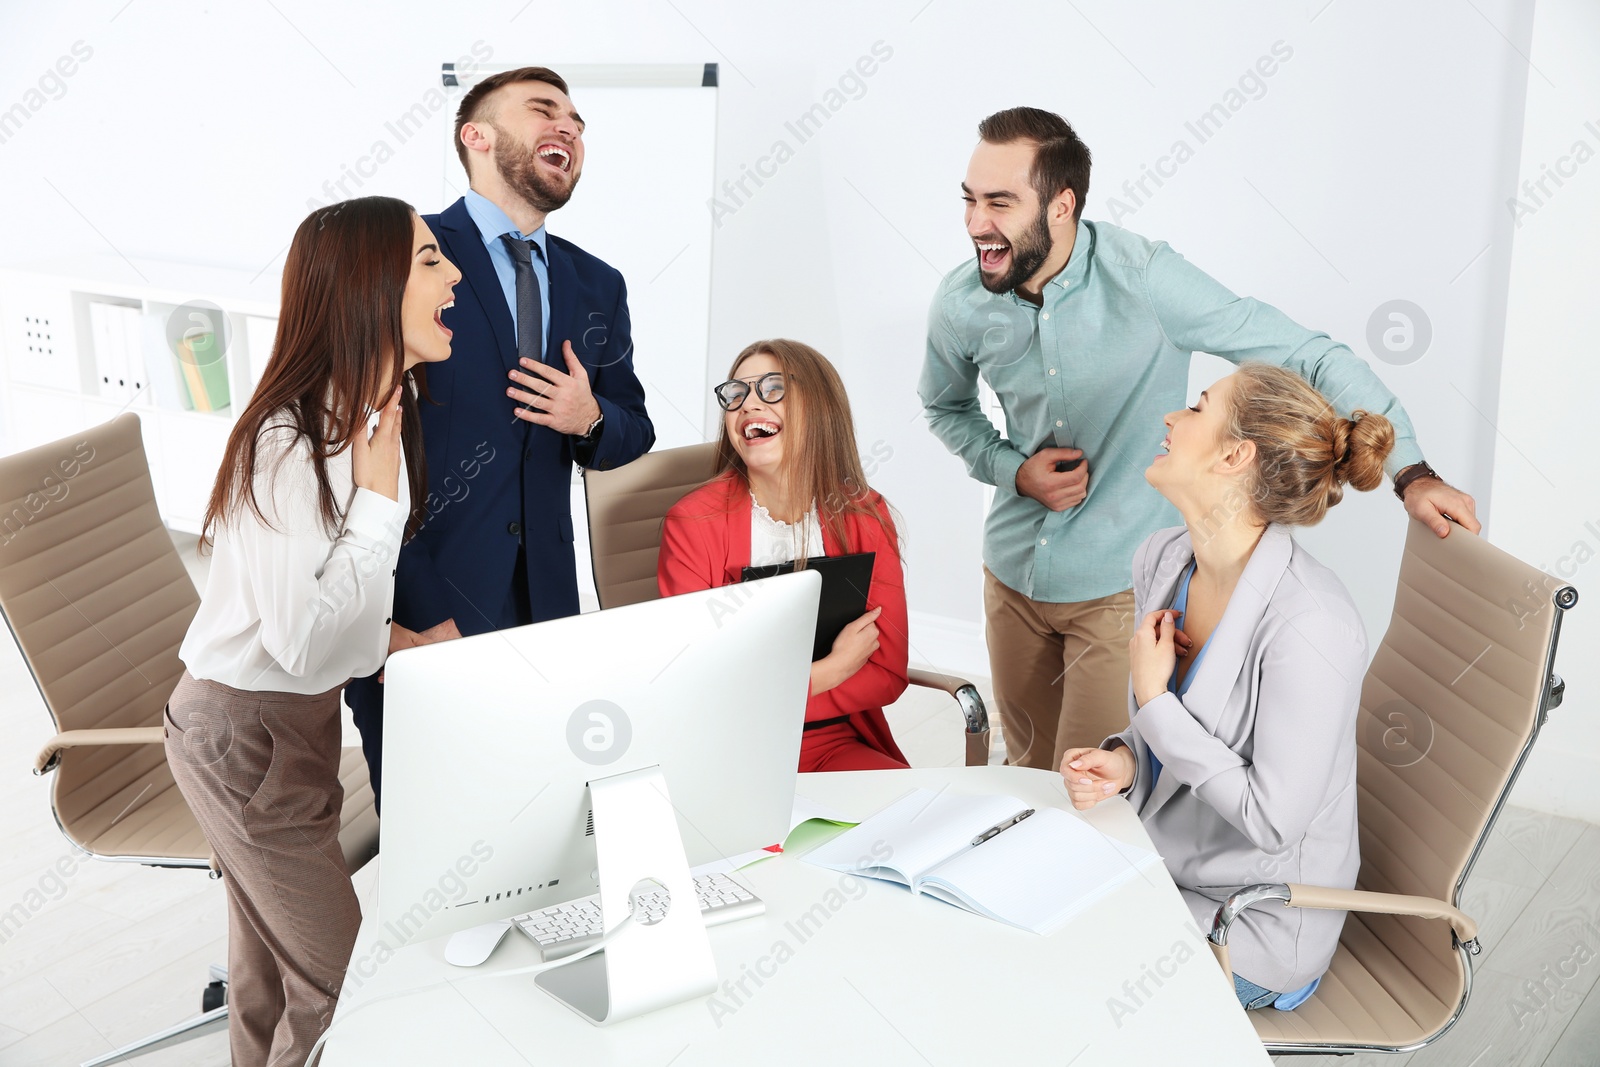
[713,372,786,411]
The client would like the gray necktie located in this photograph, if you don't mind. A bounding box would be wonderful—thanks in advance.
[500,234,544,366]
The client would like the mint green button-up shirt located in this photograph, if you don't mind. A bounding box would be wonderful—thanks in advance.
[919,218,1424,605]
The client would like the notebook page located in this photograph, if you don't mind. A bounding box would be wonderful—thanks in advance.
[916,808,1162,934]
[694,796,860,876]
[803,789,1028,885]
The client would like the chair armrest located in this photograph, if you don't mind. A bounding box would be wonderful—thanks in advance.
[1204,881,1481,976]
[1285,883,1479,947]
[906,667,968,695]
[907,668,990,735]
[35,727,165,775]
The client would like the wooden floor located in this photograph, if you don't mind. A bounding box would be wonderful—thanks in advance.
[2,535,1596,1065]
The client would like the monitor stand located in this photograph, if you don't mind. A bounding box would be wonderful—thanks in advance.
[534,764,718,1025]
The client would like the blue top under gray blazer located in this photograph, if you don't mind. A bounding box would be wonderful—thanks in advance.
[1108,523,1365,992]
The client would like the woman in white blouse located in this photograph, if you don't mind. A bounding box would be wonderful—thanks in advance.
[163,196,459,1067]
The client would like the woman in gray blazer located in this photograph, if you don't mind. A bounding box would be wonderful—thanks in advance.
[1061,362,1395,1011]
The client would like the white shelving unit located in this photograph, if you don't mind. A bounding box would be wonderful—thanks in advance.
[0,254,280,534]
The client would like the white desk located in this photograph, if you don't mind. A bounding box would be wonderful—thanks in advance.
[322,767,1272,1065]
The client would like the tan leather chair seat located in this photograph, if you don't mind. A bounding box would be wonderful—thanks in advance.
[51,733,374,872]
[1249,913,1463,1047]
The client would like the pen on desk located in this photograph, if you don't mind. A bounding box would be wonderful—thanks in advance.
[971,808,1035,847]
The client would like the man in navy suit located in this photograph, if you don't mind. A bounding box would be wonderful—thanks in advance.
[347,66,654,806]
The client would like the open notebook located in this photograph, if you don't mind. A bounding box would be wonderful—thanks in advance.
[804,789,1162,935]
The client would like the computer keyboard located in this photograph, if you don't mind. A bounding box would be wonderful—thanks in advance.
[512,872,765,961]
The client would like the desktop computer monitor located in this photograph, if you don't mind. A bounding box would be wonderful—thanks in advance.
[376,570,821,946]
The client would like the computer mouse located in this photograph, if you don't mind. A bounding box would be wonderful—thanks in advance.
[444,920,513,967]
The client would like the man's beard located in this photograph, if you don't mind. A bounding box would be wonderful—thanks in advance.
[492,123,579,214]
[978,203,1053,294]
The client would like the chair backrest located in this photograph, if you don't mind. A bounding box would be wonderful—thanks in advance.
[1243,525,1575,1052]
[584,442,719,609]
[1348,519,1574,1022]
[1355,520,1573,906]
[0,414,200,843]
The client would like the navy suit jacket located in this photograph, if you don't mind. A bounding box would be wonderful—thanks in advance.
[346,197,653,806]
[398,197,654,634]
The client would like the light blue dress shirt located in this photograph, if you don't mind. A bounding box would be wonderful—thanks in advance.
[463,189,551,355]
[920,217,1425,605]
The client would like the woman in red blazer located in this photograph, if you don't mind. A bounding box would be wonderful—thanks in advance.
[658,339,910,772]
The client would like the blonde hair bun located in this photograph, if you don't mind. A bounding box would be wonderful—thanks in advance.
[1331,410,1395,493]
[1224,364,1397,526]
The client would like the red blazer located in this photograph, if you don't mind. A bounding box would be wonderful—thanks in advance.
[657,472,909,765]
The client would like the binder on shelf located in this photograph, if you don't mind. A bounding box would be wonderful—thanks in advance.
[173,306,231,415]
[178,337,210,412]
[88,301,120,400]
[86,301,146,404]
[117,304,148,406]
[109,305,133,402]
[141,307,188,411]
[182,334,231,414]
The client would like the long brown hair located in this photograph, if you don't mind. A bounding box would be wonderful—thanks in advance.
[201,196,428,546]
[1223,363,1395,527]
[714,339,895,562]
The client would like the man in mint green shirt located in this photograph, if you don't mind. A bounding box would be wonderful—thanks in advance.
[920,107,1478,770]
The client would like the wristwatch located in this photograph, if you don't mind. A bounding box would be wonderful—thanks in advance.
[580,412,605,442]
[1392,460,1440,501]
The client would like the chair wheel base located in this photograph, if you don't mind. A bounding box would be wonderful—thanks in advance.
[202,980,227,1013]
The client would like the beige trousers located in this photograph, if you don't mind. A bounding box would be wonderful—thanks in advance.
[983,567,1137,771]
[163,672,360,1067]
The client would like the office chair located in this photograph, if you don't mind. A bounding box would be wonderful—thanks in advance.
[1206,519,1577,1055]
[0,414,379,1066]
[583,442,992,766]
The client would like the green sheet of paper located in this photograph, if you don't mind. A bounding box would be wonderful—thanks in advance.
[736,816,858,870]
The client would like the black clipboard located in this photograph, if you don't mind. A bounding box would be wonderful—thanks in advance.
[741,552,876,662]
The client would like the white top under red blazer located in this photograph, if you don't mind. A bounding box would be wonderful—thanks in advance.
[180,414,409,695]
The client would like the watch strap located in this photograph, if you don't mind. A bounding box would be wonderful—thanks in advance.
[1392,460,1440,501]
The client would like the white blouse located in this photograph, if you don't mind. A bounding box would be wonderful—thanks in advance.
[749,492,823,567]
[179,414,409,695]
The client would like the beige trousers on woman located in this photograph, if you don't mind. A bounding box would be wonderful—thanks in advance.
[163,672,361,1067]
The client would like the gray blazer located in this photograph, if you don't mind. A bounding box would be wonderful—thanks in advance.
[1107,524,1365,992]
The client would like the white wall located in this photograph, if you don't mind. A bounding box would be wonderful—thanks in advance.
[0,1,1536,679]
[1490,0,1600,821]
